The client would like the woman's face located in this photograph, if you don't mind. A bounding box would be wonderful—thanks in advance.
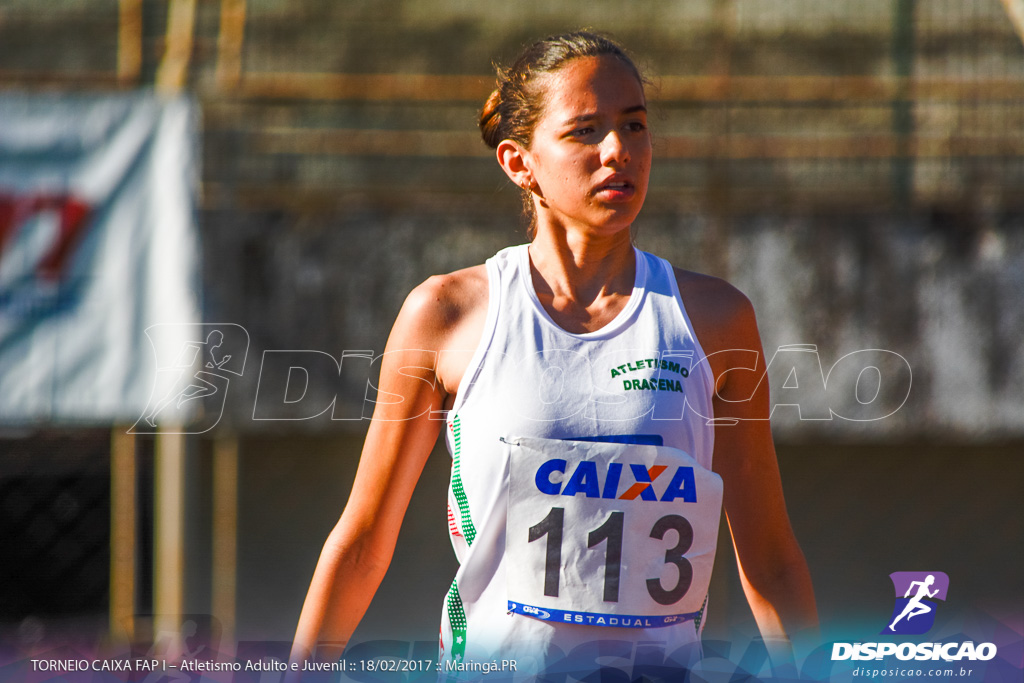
[523,55,652,235]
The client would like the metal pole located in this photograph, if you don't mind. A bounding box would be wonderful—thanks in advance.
[212,434,240,649]
[109,427,137,643]
[153,428,187,650]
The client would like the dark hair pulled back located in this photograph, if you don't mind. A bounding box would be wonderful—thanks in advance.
[479,31,644,150]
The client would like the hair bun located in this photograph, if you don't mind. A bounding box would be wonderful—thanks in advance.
[479,88,504,149]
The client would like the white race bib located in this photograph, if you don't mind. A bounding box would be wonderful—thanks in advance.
[504,436,722,628]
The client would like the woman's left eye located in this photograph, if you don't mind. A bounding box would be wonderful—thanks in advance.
[626,121,647,132]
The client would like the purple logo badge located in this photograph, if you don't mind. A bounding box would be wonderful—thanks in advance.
[882,571,949,635]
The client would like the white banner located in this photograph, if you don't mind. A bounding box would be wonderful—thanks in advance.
[0,94,200,424]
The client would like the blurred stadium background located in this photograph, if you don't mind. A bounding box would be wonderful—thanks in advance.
[0,0,1022,668]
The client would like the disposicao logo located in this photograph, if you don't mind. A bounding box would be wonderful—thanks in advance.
[831,571,998,663]
[883,571,948,635]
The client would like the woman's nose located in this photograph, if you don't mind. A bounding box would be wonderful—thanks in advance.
[600,130,630,166]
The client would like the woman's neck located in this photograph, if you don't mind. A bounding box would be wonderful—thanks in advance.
[527,224,636,332]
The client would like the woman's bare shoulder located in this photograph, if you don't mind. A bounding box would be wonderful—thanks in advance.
[389,264,489,352]
[672,266,761,354]
[390,265,489,398]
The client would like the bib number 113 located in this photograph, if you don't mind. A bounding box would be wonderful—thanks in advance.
[528,506,693,605]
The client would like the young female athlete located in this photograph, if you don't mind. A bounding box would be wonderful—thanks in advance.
[290,31,817,677]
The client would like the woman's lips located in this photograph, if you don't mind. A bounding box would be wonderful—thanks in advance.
[593,179,635,201]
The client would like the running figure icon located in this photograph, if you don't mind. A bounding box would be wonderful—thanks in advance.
[142,330,230,427]
[882,571,949,635]
[132,323,249,435]
[888,574,938,631]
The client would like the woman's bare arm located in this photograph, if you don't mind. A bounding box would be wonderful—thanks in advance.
[289,269,486,664]
[679,271,818,661]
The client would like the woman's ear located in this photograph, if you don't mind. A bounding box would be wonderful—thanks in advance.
[496,139,534,191]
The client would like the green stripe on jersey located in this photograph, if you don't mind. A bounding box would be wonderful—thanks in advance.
[446,579,468,663]
[694,594,708,633]
[450,415,477,546]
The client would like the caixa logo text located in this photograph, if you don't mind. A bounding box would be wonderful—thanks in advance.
[534,459,697,503]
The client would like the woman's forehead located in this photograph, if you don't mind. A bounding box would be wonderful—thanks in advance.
[535,56,646,119]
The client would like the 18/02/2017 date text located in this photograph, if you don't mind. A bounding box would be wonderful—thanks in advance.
[302,659,518,674]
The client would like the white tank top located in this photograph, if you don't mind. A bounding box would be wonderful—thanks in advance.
[439,245,720,676]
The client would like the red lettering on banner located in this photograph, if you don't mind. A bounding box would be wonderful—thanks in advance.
[0,194,93,280]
